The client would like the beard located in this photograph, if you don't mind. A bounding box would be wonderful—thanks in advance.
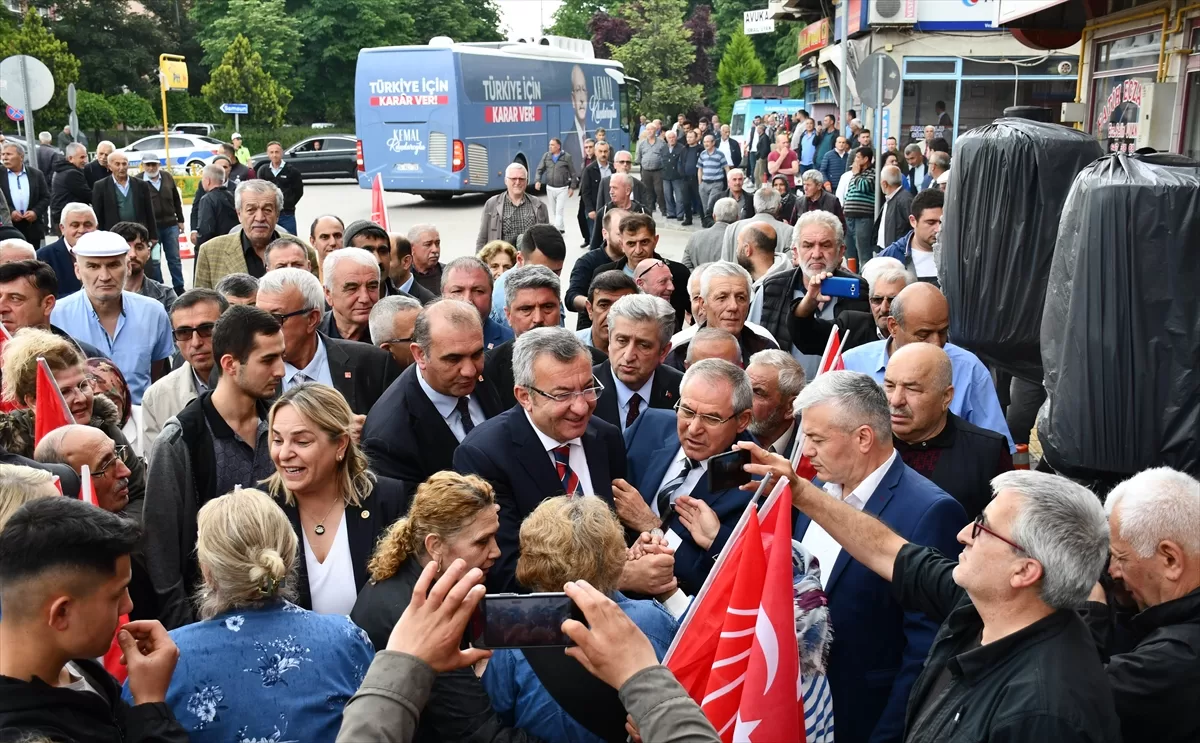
[749,407,784,439]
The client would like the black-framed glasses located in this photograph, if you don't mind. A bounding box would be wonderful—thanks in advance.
[268,308,311,325]
[529,376,605,404]
[971,512,1025,553]
[94,445,130,478]
[172,322,216,342]
[674,400,737,427]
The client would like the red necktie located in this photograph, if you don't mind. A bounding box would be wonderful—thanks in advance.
[553,445,581,496]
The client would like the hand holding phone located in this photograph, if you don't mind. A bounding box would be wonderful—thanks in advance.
[820,276,862,299]
[470,592,586,649]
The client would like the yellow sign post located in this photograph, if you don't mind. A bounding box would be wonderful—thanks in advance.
[159,54,189,173]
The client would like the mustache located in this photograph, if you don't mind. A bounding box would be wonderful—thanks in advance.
[890,405,911,418]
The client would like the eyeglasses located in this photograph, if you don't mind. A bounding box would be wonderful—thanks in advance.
[971,512,1025,553]
[268,308,311,325]
[529,377,605,404]
[60,377,92,400]
[615,160,632,165]
[95,445,130,478]
[869,295,897,307]
[634,259,664,281]
[674,400,737,427]
[172,322,216,342]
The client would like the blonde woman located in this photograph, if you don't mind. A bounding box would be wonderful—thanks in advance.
[266,383,407,616]
[0,463,60,531]
[140,488,373,742]
[477,240,516,279]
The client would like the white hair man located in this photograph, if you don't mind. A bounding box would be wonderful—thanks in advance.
[668,261,778,370]
[1,141,50,246]
[368,294,422,370]
[721,185,794,261]
[83,140,115,186]
[1085,467,1200,743]
[746,348,805,459]
[476,163,550,250]
[50,142,92,227]
[593,293,682,431]
[320,246,380,343]
[682,197,739,270]
[193,163,239,248]
[876,164,914,253]
[929,151,951,191]
[406,223,444,296]
[858,256,913,340]
[0,238,36,264]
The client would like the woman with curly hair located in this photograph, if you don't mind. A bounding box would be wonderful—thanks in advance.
[478,240,517,279]
[265,382,408,616]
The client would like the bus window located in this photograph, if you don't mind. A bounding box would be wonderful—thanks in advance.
[732,113,746,138]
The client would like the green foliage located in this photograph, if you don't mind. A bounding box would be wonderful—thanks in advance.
[712,0,793,87]
[774,24,800,76]
[197,0,302,91]
[31,0,163,97]
[75,90,117,132]
[547,0,606,38]
[0,11,81,127]
[716,30,765,122]
[410,0,504,45]
[201,35,292,128]
[610,0,703,119]
[109,93,159,128]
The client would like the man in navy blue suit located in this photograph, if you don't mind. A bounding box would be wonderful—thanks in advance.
[783,370,965,743]
[617,358,755,595]
[453,326,628,593]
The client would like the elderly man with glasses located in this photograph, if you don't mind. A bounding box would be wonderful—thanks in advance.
[598,150,648,209]
[476,163,550,250]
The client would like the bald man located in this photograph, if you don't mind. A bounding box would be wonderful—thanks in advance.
[736,223,790,324]
[684,327,742,368]
[884,343,1012,519]
[841,282,1014,448]
[34,425,133,514]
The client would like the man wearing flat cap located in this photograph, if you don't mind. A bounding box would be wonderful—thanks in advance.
[50,230,175,404]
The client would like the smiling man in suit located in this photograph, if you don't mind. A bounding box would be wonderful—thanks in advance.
[616,359,754,595]
[454,326,626,593]
[593,294,682,432]
[362,298,502,493]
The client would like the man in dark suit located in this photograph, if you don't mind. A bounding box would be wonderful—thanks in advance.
[484,265,605,410]
[591,213,690,335]
[83,141,114,187]
[746,349,805,460]
[788,370,966,743]
[593,293,682,432]
[50,143,93,228]
[255,267,399,416]
[35,203,97,298]
[382,232,437,304]
[90,152,156,236]
[875,165,915,252]
[719,125,742,169]
[617,359,755,594]
[579,141,612,246]
[454,326,626,592]
[1,141,51,246]
[35,135,59,174]
[566,207,628,328]
[363,299,503,493]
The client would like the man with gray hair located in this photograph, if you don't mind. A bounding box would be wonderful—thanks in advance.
[875,164,914,252]
[440,255,513,351]
[1,141,50,246]
[593,293,683,431]
[319,246,380,343]
[36,202,97,297]
[684,326,742,368]
[90,150,155,238]
[454,325,627,592]
[741,398,1118,742]
[369,295,422,369]
[193,163,238,249]
[617,358,755,595]
[214,273,258,305]
[1086,467,1200,742]
[407,223,443,296]
[682,197,737,270]
[742,369,966,742]
[50,142,93,228]
[597,149,648,210]
[746,348,805,459]
[668,260,778,370]
[588,171,650,252]
[904,143,931,192]
[363,298,503,492]
[929,150,951,191]
[721,185,794,261]
[83,140,114,186]
[0,238,36,263]
[476,162,550,249]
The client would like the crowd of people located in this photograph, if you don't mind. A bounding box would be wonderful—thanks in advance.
[0,110,1195,743]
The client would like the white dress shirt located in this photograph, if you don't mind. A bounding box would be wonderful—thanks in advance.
[800,449,898,588]
[524,411,594,495]
[6,169,29,213]
[419,370,484,443]
[283,335,333,388]
[768,424,795,458]
[303,511,358,616]
[612,370,655,432]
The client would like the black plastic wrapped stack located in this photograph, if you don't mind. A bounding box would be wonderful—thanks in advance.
[939,118,1103,380]
[1039,153,1200,481]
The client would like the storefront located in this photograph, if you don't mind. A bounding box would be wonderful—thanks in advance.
[1088,27,1163,153]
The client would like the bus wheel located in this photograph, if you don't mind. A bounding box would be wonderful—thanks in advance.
[421,193,453,202]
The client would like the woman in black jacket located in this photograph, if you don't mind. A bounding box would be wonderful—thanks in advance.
[773,175,799,225]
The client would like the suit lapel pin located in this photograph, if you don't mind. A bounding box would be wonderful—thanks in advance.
[360,509,370,519]
[345,372,352,378]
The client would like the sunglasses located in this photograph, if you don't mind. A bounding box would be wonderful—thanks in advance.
[172,323,216,342]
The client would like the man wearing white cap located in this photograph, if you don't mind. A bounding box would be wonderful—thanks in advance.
[50,230,175,404]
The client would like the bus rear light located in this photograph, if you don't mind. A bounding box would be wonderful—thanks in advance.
[356,140,365,172]
[452,140,465,172]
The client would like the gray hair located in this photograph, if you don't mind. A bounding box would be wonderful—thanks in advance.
[930,152,951,170]
[610,172,632,190]
[752,186,782,216]
[801,169,825,186]
[202,163,227,184]
[411,298,481,355]
[792,209,844,249]
[686,327,741,365]
[257,267,324,312]
[681,358,752,415]
[996,471,1109,609]
[38,131,51,144]
[64,142,87,158]
[748,349,806,398]
[235,179,285,212]
[265,235,308,263]
[215,272,259,300]
[512,326,591,389]
[59,202,96,226]
[0,239,36,259]
[406,223,438,245]
[699,260,752,300]
[1,141,25,157]
[606,294,675,349]
[614,150,632,162]
[322,247,380,291]
[503,264,560,309]
[369,295,423,346]
[861,256,912,293]
[97,140,115,152]
[442,255,494,290]
[904,143,924,159]
[795,370,891,443]
[688,262,712,297]
[712,197,741,224]
[1105,467,1200,558]
[726,168,745,183]
[505,162,528,179]
[881,165,903,188]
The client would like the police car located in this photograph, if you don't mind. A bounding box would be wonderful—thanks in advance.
[116,133,226,175]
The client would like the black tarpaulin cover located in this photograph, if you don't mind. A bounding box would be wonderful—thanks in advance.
[1039,153,1200,480]
[940,118,1103,380]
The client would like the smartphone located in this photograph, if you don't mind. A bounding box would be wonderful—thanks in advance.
[469,592,585,649]
[708,449,752,492]
[820,276,862,299]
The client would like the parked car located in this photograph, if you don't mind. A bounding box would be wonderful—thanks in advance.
[117,133,225,175]
[171,123,219,137]
[248,135,357,179]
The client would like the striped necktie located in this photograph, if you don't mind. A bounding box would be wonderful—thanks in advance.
[552,445,582,496]
[656,457,697,519]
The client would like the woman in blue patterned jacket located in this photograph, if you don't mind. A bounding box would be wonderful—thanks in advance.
[125,487,374,742]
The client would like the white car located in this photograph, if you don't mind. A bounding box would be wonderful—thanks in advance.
[117,133,226,175]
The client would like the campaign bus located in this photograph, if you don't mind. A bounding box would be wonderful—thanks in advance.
[355,37,636,198]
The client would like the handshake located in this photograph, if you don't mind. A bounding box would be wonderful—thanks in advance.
[620,529,680,602]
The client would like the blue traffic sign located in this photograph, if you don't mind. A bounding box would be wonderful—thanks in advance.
[219,102,248,115]
[5,105,23,122]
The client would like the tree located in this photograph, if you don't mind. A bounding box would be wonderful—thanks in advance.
[589,12,632,60]
[610,0,703,118]
[716,30,765,122]
[109,92,159,129]
[408,0,503,45]
[712,0,789,81]
[201,34,291,128]
[683,4,716,88]
[75,90,116,133]
[197,0,302,92]
[31,0,163,97]
[547,0,605,39]
[0,11,81,127]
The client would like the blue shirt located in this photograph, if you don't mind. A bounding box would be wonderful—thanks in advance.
[800,131,817,165]
[840,339,1016,449]
[50,290,174,404]
[482,594,678,743]
[697,149,729,182]
[123,600,373,743]
[114,178,131,197]
[6,169,29,213]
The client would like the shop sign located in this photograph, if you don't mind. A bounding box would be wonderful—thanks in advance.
[1095,78,1145,153]
[744,8,775,35]
[799,18,830,58]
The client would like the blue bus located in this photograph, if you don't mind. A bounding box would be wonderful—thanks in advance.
[355,37,636,198]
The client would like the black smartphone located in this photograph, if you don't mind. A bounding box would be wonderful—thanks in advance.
[469,592,586,649]
[708,449,751,492]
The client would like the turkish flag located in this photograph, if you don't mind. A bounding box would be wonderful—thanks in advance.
[370,172,390,232]
[34,357,74,447]
[793,325,850,479]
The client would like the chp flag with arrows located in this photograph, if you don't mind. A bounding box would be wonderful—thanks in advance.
[370,172,390,232]
[34,357,74,446]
